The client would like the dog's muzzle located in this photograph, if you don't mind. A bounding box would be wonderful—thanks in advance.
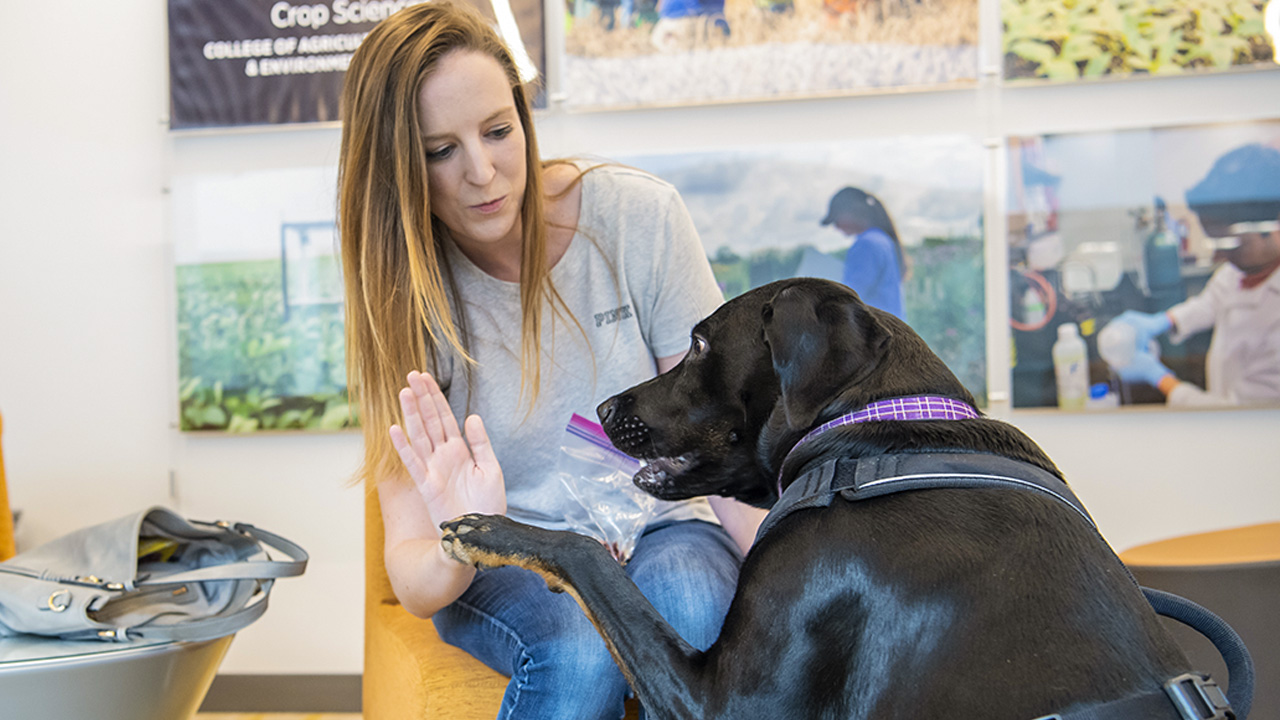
[597,396,652,457]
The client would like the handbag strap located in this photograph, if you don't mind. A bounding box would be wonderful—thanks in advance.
[135,521,308,586]
[72,586,277,643]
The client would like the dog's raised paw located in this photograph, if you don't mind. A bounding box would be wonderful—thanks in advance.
[439,514,533,568]
[439,535,472,565]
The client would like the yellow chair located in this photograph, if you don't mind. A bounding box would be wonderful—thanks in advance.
[0,412,16,562]
[1120,522,1280,719]
[364,486,507,719]
[364,487,641,719]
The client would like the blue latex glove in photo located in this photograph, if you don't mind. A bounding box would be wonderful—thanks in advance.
[1116,349,1174,387]
[1115,310,1171,350]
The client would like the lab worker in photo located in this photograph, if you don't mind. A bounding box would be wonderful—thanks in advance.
[1114,143,1280,407]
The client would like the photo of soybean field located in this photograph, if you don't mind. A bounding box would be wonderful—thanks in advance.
[1003,0,1277,82]
[172,167,354,432]
[562,0,980,108]
[619,134,989,403]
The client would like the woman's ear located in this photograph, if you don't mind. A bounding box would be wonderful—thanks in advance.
[763,284,891,430]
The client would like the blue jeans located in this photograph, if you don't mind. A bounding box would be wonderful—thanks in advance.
[433,519,742,719]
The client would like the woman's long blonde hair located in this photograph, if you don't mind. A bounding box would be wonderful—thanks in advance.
[338,1,561,485]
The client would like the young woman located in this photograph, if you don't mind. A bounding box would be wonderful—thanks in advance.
[821,185,910,320]
[337,3,765,717]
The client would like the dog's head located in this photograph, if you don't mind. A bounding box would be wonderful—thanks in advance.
[598,278,977,508]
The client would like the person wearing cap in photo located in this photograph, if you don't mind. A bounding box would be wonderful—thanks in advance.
[821,186,909,319]
[1112,142,1280,407]
[649,0,730,52]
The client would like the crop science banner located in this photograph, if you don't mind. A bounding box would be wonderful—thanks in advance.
[168,0,545,129]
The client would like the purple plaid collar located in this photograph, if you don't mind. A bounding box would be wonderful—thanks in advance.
[793,395,979,450]
[778,395,980,488]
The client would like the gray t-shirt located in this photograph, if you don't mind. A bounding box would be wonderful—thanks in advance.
[437,164,725,531]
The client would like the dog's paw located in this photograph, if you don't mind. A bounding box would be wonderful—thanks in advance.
[439,514,554,570]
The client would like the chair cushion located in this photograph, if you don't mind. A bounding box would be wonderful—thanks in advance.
[364,600,506,719]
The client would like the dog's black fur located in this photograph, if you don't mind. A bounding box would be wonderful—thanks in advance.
[441,278,1190,720]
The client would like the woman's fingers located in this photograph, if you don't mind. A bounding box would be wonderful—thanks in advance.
[424,372,462,439]
[464,415,502,487]
[461,415,506,515]
[408,371,450,445]
[398,385,433,454]
[389,424,427,487]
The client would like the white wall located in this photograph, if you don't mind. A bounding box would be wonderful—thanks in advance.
[1,0,1279,676]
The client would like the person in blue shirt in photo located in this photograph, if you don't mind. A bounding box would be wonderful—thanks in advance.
[821,186,909,319]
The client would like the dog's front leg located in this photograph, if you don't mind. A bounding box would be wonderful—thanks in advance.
[440,514,707,718]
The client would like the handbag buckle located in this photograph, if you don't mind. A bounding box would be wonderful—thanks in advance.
[216,519,251,537]
[70,575,123,590]
[46,590,71,612]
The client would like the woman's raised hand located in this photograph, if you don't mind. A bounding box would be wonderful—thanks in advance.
[389,371,507,529]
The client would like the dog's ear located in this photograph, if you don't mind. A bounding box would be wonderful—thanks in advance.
[763,284,891,430]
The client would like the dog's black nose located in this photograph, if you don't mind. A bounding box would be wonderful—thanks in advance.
[597,395,631,427]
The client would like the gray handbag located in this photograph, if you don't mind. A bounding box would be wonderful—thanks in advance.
[0,506,307,643]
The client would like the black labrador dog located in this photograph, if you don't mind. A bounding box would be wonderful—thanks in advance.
[440,278,1196,720]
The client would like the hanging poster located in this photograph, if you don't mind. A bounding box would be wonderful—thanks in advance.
[1002,0,1278,82]
[172,166,354,431]
[562,0,979,109]
[1007,120,1280,410]
[168,0,546,129]
[617,135,988,402]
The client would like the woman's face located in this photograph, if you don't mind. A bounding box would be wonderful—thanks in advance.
[833,214,869,237]
[418,50,527,257]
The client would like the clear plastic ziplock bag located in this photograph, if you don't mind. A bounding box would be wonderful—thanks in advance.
[556,413,657,564]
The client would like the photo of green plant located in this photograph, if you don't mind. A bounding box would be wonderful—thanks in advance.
[1003,0,1276,81]
[618,136,988,402]
[172,167,355,432]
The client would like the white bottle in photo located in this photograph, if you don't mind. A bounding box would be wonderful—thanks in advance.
[1053,322,1089,411]
[1022,287,1047,326]
[1096,319,1136,370]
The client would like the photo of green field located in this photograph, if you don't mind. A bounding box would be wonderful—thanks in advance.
[177,258,352,432]
[172,167,355,433]
[1003,0,1276,81]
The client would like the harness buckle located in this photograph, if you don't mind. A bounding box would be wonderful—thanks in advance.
[1164,673,1234,719]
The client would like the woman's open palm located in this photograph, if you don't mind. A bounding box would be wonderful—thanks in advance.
[389,371,506,529]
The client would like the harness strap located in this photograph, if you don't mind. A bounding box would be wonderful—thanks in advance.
[1038,673,1234,720]
[1145,589,1252,720]
[757,451,1093,544]
[1036,688,1190,720]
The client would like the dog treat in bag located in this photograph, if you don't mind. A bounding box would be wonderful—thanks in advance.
[556,413,656,564]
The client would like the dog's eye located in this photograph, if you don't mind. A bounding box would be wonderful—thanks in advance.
[690,336,707,355]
